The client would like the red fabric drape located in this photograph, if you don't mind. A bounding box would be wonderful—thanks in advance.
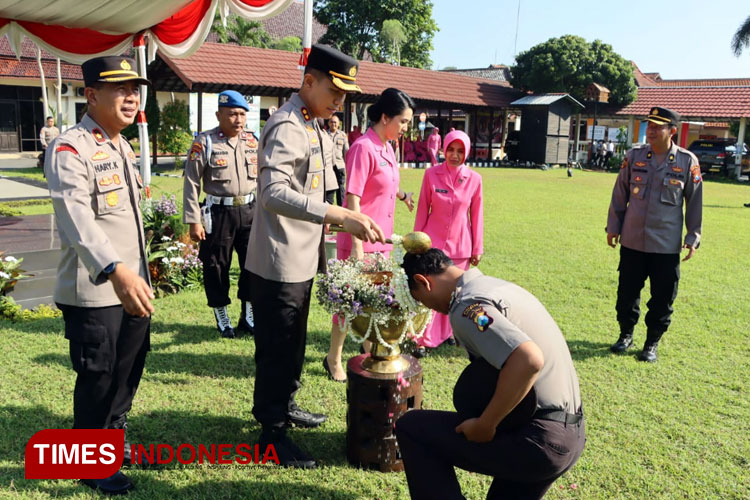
[150,0,213,45]
[17,20,131,54]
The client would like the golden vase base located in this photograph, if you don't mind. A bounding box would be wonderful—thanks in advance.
[360,342,409,374]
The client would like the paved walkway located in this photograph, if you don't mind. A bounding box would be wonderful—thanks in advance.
[0,214,60,253]
[0,177,50,200]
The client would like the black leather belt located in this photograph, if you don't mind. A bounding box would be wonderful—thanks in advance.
[534,408,583,425]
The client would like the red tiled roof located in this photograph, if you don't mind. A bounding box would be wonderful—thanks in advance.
[161,43,521,108]
[617,86,750,119]
[0,36,83,80]
[650,78,750,87]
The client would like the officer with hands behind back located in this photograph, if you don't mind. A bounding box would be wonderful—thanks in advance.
[606,107,702,362]
[45,56,154,495]
[183,90,258,339]
[246,44,385,469]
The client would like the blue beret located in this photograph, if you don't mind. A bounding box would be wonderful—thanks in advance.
[218,90,249,111]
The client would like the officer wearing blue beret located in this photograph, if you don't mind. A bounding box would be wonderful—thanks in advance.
[184,90,259,338]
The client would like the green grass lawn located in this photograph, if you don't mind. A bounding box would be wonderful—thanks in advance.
[1,168,749,499]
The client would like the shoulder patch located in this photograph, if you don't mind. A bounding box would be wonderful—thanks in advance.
[690,165,702,183]
[56,144,78,155]
[462,303,494,332]
[190,142,203,153]
[620,157,628,169]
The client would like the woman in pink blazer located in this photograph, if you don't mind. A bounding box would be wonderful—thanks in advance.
[324,88,416,382]
[413,130,484,356]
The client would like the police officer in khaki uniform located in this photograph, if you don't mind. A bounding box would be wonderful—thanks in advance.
[246,44,385,468]
[328,115,349,205]
[607,107,703,362]
[45,56,154,495]
[38,116,60,167]
[396,249,585,499]
[183,90,257,338]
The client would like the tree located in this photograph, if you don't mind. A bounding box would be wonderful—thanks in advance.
[213,16,271,47]
[380,19,406,65]
[731,15,750,56]
[269,36,302,52]
[122,87,160,142]
[159,100,193,165]
[315,0,438,69]
[510,35,637,106]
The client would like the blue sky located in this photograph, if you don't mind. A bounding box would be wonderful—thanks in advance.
[430,0,750,79]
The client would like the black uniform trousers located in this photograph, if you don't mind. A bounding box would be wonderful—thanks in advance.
[58,303,150,429]
[248,272,313,429]
[199,202,254,308]
[616,245,680,334]
[396,410,585,500]
[334,167,346,206]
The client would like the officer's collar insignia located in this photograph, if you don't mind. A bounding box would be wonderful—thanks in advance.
[246,137,257,147]
[646,151,652,159]
[91,150,109,161]
[301,107,311,121]
[240,131,247,139]
[218,131,225,138]
[462,303,494,332]
[92,128,106,144]
[668,154,675,163]
[672,166,683,173]
[127,151,135,161]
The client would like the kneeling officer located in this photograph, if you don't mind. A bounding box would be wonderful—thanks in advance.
[396,249,585,500]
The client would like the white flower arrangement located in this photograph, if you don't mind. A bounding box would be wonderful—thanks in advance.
[316,234,432,353]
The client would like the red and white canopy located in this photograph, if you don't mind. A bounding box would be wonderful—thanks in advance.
[0,0,292,63]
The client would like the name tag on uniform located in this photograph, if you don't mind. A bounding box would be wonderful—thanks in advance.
[435,188,449,193]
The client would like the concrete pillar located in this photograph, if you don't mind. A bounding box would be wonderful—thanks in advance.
[627,115,635,147]
[735,117,746,179]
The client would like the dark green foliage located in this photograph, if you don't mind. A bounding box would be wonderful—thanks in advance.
[510,35,637,106]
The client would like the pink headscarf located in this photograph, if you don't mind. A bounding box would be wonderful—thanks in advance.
[443,130,471,164]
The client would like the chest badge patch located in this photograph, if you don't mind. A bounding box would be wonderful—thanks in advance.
[312,174,320,189]
[633,186,640,194]
[634,176,643,182]
[462,303,494,332]
[112,174,121,185]
[671,166,683,173]
[669,178,681,186]
[215,158,227,167]
[105,192,119,207]
[634,161,646,167]
[98,176,112,187]
[92,150,109,161]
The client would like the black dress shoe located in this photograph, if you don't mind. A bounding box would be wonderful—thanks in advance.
[236,318,254,336]
[287,407,327,428]
[259,429,317,469]
[639,342,659,362]
[220,326,236,339]
[413,346,428,358]
[322,357,346,383]
[80,470,133,495]
[445,337,456,346]
[610,335,633,353]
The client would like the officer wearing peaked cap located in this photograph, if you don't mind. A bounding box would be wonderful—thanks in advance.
[183,90,258,339]
[606,106,703,362]
[44,56,153,495]
[245,44,385,469]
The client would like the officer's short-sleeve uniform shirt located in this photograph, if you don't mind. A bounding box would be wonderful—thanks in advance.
[183,127,258,223]
[45,114,149,307]
[329,129,349,170]
[606,142,703,254]
[449,268,582,413]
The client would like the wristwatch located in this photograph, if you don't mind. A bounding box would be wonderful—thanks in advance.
[103,262,118,276]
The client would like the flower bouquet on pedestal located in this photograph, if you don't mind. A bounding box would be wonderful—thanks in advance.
[316,240,432,374]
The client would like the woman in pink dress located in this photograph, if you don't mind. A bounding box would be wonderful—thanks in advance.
[413,130,484,357]
[324,88,416,382]
[427,127,442,166]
